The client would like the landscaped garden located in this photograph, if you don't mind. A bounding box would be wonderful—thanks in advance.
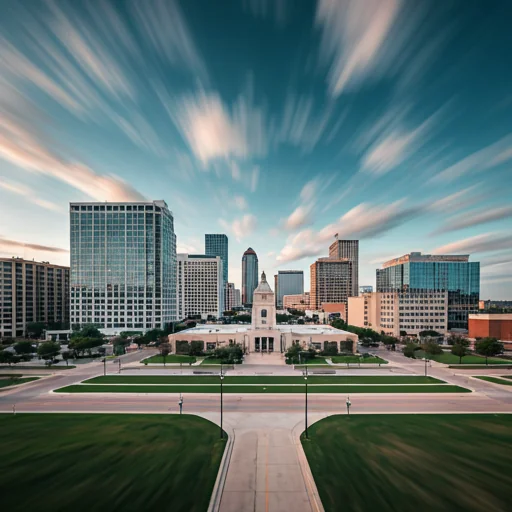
[144,354,197,364]
[0,376,40,389]
[0,414,225,512]
[414,350,512,365]
[331,355,388,364]
[474,376,512,386]
[302,414,512,512]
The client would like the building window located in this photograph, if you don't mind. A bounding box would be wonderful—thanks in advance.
[261,309,267,318]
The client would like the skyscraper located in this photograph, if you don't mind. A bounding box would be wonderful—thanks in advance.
[275,270,304,308]
[70,200,176,330]
[205,234,228,286]
[242,247,258,306]
[0,257,70,337]
[329,237,359,297]
[310,258,352,310]
[376,252,480,330]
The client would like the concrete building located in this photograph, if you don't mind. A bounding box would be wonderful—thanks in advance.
[168,272,357,353]
[348,291,448,336]
[275,270,304,308]
[177,254,223,320]
[283,292,310,311]
[320,302,346,321]
[0,257,70,338]
[468,314,512,341]
[224,282,242,311]
[205,234,228,286]
[310,257,352,310]
[359,285,373,294]
[376,252,479,330]
[70,200,176,330]
[242,247,258,306]
[329,237,359,297]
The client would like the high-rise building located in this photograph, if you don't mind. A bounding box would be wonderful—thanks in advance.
[70,200,176,331]
[234,288,242,308]
[0,257,70,337]
[177,254,223,319]
[376,252,480,330]
[205,234,228,286]
[224,282,240,311]
[242,247,258,306]
[275,270,304,308]
[349,291,449,336]
[329,237,359,297]
[310,257,352,310]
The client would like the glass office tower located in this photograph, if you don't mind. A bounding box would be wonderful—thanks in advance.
[205,234,228,285]
[242,247,258,306]
[276,270,304,308]
[70,200,176,330]
[376,252,480,330]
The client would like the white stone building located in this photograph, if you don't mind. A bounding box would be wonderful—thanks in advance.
[169,272,357,353]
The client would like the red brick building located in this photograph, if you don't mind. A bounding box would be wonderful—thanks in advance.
[468,314,512,341]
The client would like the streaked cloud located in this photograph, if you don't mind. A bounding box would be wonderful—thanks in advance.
[235,195,248,210]
[219,214,257,242]
[435,205,512,234]
[0,237,68,254]
[432,233,511,255]
[250,166,260,193]
[243,0,289,26]
[0,178,62,212]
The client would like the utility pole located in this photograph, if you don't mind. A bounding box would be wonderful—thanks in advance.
[346,396,351,416]
[178,394,183,415]
[304,366,309,439]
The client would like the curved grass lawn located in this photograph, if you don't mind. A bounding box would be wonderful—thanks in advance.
[84,375,445,385]
[143,354,196,364]
[474,376,512,386]
[0,414,225,512]
[56,384,468,394]
[0,377,39,389]
[302,414,512,512]
[414,351,512,365]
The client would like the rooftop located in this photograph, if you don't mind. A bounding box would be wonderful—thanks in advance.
[174,324,356,336]
[382,252,470,268]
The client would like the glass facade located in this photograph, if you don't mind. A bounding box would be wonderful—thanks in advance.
[242,248,258,306]
[377,256,480,330]
[205,234,228,285]
[276,271,304,308]
[70,201,176,330]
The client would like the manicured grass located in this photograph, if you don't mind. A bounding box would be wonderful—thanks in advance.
[474,376,512,386]
[0,414,225,512]
[143,354,197,364]
[286,358,329,365]
[199,358,240,365]
[302,414,512,512]
[414,350,512,365]
[56,384,468,394]
[0,377,39,389]
[331,355,388,364]
[84,375,445,385]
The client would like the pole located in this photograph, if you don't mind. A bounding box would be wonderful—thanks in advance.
[304,366,309,439]
[425,356,427,377]
[119,358,121,374]
[104,357,106,376]
[220,374,224,439]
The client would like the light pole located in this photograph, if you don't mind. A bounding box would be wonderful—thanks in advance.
[304,366,309,439]
[178,394,183,415]
[346,396,351,416]
[103,357,106,376]
[424,356,429,377]
[220,371,225,439]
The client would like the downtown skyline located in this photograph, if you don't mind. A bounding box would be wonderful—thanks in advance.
[1,1,512,298]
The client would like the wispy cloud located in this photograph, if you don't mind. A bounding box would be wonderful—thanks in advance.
[281,180,319,231]
[0,237,68,254]
[235,195,248,210]
[435,205,512,234]
[250,166,260,193]
[432,134,512,182]
[432,233,511,255]
[219,214,257,242]
[243,0,289,26]
[0,178,62,212]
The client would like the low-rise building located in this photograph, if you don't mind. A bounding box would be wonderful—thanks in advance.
[283,292,310,311]
[468,314,512,341]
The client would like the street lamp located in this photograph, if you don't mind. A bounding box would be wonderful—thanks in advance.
[424,356,429,377]
[178,393,183,415]
[304,366,309,439]
[220,371,225,439]
[103,357,106,376]
[346,396,351,416]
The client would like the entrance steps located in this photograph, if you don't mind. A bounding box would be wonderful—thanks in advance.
[243,352,286,365]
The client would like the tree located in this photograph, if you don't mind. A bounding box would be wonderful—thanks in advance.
[71,324,102,340]
[37,341,61,366]
[159,342,170,366]
[450,336,470,364]
[285,343,302,364]
[176,340,190,355]
[189,340,204,356]
[403,343,417,359]
[61,350,73,366]
[26,322,45,339]
[144,329,164,342]
[475,337,504,365]
[423,342,443,357]
[0,350,19,366]
[14,340,34,356]
[322,341,338,356]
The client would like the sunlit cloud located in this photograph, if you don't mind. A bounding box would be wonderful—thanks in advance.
[432,233,511,255]
[0,237,68,254]
[0,178,62,212]
[219,214,257,242]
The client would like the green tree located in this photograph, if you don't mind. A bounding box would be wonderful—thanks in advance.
[450,336,470,364]
[0,350,19,366]
[144,329,164,342]
[285,343,302,364]
[61,350,73,366]
[475,337,504,365]
[159,342,170,366]
[189,340,204,356]
[403,343,417,359]
[37,341,61,366]
[423,342,443,357]
[71,324,102,340]
[322,341,338,356]
[176,340,190,355]
[26,322,45,339]
[13,340,34,356]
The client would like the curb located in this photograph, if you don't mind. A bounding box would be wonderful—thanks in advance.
[207,425,235,512]
[292,418,325,512]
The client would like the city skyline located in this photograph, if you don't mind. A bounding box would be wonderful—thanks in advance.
[1,1,511,299]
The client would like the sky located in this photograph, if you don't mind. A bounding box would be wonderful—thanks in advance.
[1,0,511,299]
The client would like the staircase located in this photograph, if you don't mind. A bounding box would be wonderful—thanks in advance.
[243,352,286,365]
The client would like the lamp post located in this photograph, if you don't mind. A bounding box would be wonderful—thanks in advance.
[178,394,183,415]
[424,356,428,377]
[346,396,351,416]
[103,357,106,376]
[304,366,309,439]
[220,371,225,439]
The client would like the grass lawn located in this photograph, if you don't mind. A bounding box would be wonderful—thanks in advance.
[331,355,388,364]
[0,377,39,389]
[0,414,225,512]
[56,384,468,394]
[414,350,512,365]
[84,375,445,385]
[143,354,197,364]
[199,358,240,365]
[302,414,512,512]
[499,375,512,380]
[286,358,329,365]
[474,376,512,386]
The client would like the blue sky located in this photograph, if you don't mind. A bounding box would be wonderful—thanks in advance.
[1,0,511,298]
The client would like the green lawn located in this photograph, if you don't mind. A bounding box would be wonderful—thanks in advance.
[84,375,445,385]
[286,358,329,365]
[0,377,39,389]
[200,358,239,365]
[331,355,388,364]
[143,354,197,364]
[302,414,512,512]
[0,414,225,512]
[499,375,512,380]
[414,350,512,365]
[56,384,468,394]
[474,376,512,386]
